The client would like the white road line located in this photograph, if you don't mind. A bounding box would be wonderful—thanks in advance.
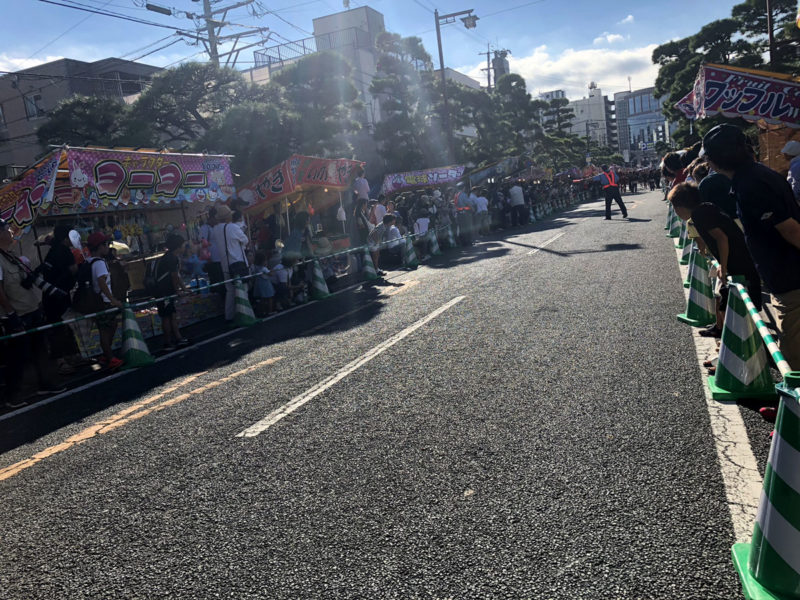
[527,232,566,255]
[674,245,762,543]
[237,296,466,438]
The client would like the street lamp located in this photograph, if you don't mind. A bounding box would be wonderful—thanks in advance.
[435,8,478,162]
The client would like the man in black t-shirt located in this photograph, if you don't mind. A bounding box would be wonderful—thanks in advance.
[669,183,761,336]
[156,234,190,351]
[702,124,800,368]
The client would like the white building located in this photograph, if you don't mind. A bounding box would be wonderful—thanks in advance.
[538,89,566,102]
[567,83,616,149]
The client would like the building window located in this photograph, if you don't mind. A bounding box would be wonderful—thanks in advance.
[628,98,634,115]
[23,94,45,119]
[0,103,5,127]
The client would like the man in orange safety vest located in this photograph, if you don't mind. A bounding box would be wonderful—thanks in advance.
[597,165,628,220]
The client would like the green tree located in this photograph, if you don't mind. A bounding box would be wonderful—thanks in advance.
[542,97,575,135]
[269,51,362,158]
[369,32,442,172]
[733,0,800,73]
[130,62,249,148]
[36,95,152,148]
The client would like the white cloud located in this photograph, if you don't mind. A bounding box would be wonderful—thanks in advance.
[593,33,625,45]
[0,54,64,72]
[619,14,635,25]
[459,44,660,100]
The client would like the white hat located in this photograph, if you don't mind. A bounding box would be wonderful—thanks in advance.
[781,140,800,157]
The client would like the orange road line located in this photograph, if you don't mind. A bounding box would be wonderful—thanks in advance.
[0,357,283,481]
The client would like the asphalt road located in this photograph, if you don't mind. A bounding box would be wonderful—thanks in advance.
[0,191,742,599]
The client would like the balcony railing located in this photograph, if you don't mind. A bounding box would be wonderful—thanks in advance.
[253,27,372,73]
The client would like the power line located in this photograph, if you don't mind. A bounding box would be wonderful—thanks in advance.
[35,0,189,31]
[27,0,116,59]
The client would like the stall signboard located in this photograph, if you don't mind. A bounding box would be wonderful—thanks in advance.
[240,155,365,212]
[675,89,697,120]
[688,63,800,128]
[41,148,235,216]
[380,165,466,195]
[0,151,61,237]
[468,156,521,187]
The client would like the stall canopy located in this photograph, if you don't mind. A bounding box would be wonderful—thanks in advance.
[468,156,524,187]
[380,164,466,196]
[675,63,800,128]
[240,154,365,214]
[0,146,235,237]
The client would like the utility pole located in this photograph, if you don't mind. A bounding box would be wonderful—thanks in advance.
[479,44,491,90]
[148,0,271,68]
[765,0,776,66]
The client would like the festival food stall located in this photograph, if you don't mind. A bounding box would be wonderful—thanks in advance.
[380,164,466,196]
[240,154,364,253]
[0,146,237,355]
[675,62,800,172]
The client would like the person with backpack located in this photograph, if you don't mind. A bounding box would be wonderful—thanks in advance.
[80,232,123,370]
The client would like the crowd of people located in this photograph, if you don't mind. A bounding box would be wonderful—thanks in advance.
[664,126,800,377]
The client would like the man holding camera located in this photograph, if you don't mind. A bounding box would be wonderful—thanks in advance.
[0,219,65,408]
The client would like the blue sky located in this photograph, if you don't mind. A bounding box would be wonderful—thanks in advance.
[2,0,738,99]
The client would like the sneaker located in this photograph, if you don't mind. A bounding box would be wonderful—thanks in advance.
[759,407,778,422]
[5,398,28,409]
[176,339,192,348]
[36,385,67,396]
[699,326,722,338]
[99,357,123,371]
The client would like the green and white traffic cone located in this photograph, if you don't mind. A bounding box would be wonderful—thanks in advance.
[667,209,681,238]
[684,244,698,288]
[233,278,257,327]
[403,235,419,268]
[679,235,693,265]
[665,204,674,230]
[732,371,800,600]
[428,227,442,256]
[675,220,689,249]
[362,247,379,281]
[121,304,154,368]
[447,225,457,249]
[708,279,776,401]
[310,259,331,300]
[677,250,716,327]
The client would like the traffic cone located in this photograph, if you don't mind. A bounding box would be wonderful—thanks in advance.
[310,259,331,300]
[675,220,689,249]
[447,225,457,249]
[665,204,674,230]
[233,278,257,327]
[732,371,800,600]
[667,209,681,238]
[428,228,442,256]
[708,279,776,401]
[362,247,379,281]
[403,235,419,268]
[677,251,716,327]
[679,235,693,265]
[683,244,697,288]
[121,305,154,368]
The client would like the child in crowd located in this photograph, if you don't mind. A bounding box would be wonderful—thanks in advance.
[668,182,761,338]
[251,251,275,317]
[271,256,303,309]
[155,233,190,350]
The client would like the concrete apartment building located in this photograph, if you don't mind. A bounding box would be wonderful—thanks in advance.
[567,83,616,150]
[0,58,160,179]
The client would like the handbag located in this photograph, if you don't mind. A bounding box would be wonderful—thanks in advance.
[223,223,249,278]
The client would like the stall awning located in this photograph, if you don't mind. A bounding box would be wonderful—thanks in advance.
[0,146,235,237]
[468,156,523,187]
[240,155,365,214]
[680,63,800,128]
[381,165,466,195]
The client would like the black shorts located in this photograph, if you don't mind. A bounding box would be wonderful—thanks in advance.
[157,298,177,318]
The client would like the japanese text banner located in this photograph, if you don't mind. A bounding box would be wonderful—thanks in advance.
[381,165,466,195]
[43,148,235,216]
[693,64,800,128]
[0,151,61,238]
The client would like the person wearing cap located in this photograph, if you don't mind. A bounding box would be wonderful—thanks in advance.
[87,231,124,370]
[702,123,800,369]
[781,140,800,203]
[0,219,65,405]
